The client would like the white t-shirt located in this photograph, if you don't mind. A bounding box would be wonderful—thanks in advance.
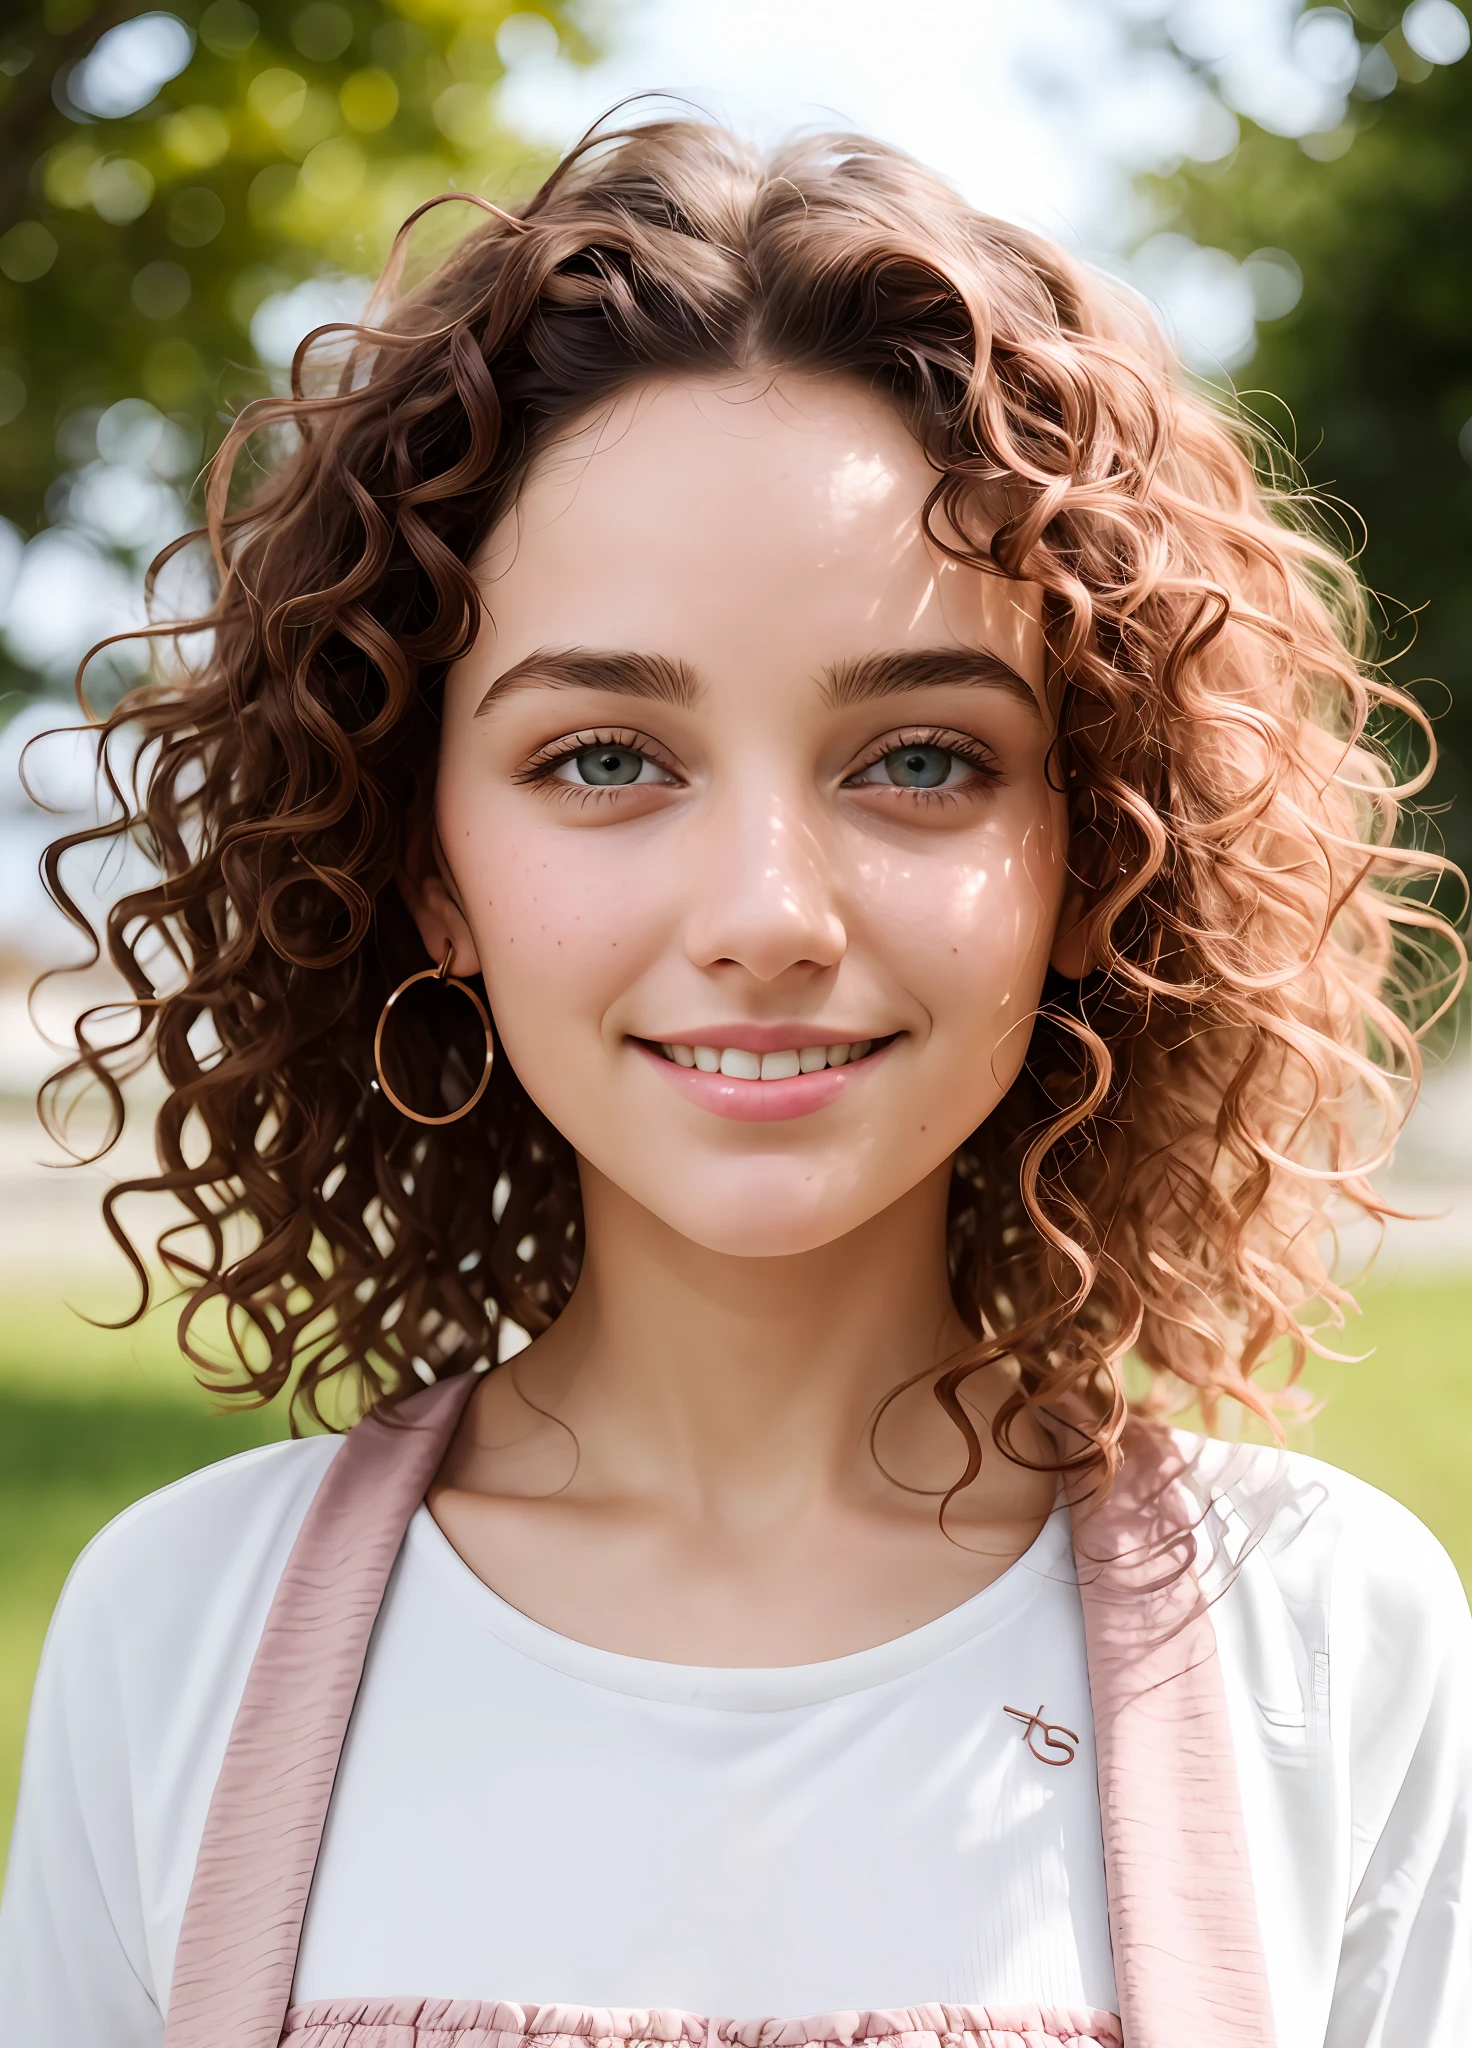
[296,1501,1116,2014]
[2,1428,1470,2046]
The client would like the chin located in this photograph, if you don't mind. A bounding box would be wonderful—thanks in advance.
[671,1214,846,1260]
[634,1168,886,1261]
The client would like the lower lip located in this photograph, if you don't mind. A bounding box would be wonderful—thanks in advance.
[634,1040,893,1122]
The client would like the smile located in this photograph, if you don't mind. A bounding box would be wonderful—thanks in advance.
[634,1035,896,1123]
[655,1039,879,1077]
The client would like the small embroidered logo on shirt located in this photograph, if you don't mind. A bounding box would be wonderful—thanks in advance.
[1004,1703,1078,1766]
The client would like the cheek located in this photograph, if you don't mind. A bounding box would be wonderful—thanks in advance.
[862,805,1067,1084]
[442,800,666,1046]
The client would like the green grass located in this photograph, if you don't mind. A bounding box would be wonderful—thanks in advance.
[1294,1278,1472,1566]
[2,1274,1470,1869]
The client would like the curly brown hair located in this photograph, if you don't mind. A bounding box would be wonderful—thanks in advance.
[42,117,1461,1474]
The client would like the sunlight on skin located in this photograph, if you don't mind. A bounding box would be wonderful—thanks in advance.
[421,376,1069,1262]
[409,374,1079,1663]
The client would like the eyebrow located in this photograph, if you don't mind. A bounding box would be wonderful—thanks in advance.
[472,643,1041,721]
[473,647,699,717]
[821,648,1043,718]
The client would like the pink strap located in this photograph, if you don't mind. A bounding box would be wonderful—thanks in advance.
[163,1374,476,2048]
[164,1385,1274,2047]
[1069,1421,1276,2046]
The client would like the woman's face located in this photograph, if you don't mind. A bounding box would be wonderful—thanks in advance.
[426,374,1073,1258]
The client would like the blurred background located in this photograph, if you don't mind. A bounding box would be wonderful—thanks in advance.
[2,0,1471,1855]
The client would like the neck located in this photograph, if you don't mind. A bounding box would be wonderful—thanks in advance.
[514,1157,986,1520]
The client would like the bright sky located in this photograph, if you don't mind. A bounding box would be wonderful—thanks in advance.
[498,0,1153,249]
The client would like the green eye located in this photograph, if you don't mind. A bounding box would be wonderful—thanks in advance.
[883,744,954,788]
[573,745,644,785]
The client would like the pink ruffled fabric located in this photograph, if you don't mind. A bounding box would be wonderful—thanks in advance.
[281,1999,1124,2048]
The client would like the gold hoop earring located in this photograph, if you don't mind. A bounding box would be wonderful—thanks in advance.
[374,942,494,1125]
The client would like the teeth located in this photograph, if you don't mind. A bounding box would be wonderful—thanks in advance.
[659,1039,881,1077]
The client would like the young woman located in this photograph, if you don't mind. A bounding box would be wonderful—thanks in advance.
[1,121,1468,2048]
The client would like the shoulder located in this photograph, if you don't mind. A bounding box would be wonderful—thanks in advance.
[48,1433,343,1696]
[62,1430,341,1603]
[1179,1430,1464,1608]
[28,1435,346,1911]
[5,1437,346,2030]
[1179,1433,1465,1671]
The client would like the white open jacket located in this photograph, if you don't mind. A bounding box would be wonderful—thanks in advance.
[0,1397,1469,2048]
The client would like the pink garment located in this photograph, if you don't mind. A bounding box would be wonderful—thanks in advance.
[161,1377,1276,2048]
[280,2000,1123,2047]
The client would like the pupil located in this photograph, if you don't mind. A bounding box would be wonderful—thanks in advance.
[887,745,950,788]
[579,746,641,785]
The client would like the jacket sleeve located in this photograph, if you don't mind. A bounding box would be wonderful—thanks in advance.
[0,1436,334,2048]
[1324,1489,1472,2048]
[0,1554,165,2047]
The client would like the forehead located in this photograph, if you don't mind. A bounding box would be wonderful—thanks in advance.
[475,374,1044,696]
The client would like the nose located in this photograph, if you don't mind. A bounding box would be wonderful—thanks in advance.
[682,787,847,984]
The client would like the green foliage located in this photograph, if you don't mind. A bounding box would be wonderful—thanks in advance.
[0,0,593,696]
[1145,15,1472,864]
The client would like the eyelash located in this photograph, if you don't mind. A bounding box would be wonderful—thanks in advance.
[514,726,1002,803]
[843,727,1003,799]
[514,729,681,801]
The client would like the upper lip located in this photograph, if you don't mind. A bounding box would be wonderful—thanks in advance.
[635,1025,892,1054]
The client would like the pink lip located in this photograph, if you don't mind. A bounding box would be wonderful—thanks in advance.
[634,1037,894,1123]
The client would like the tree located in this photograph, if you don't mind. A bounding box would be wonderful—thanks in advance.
[1142,0,1472,866]
[0,0,593,702]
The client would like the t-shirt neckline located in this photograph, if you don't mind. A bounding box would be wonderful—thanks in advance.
[408,1498,1074,1711]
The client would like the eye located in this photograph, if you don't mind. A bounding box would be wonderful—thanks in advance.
[553,743,671,787]
[847,740,987,791]
[877,743,956,789]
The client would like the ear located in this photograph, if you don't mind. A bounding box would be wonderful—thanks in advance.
[398,822,482,980]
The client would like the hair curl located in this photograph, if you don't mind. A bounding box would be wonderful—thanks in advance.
[42,118,1462,1480]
